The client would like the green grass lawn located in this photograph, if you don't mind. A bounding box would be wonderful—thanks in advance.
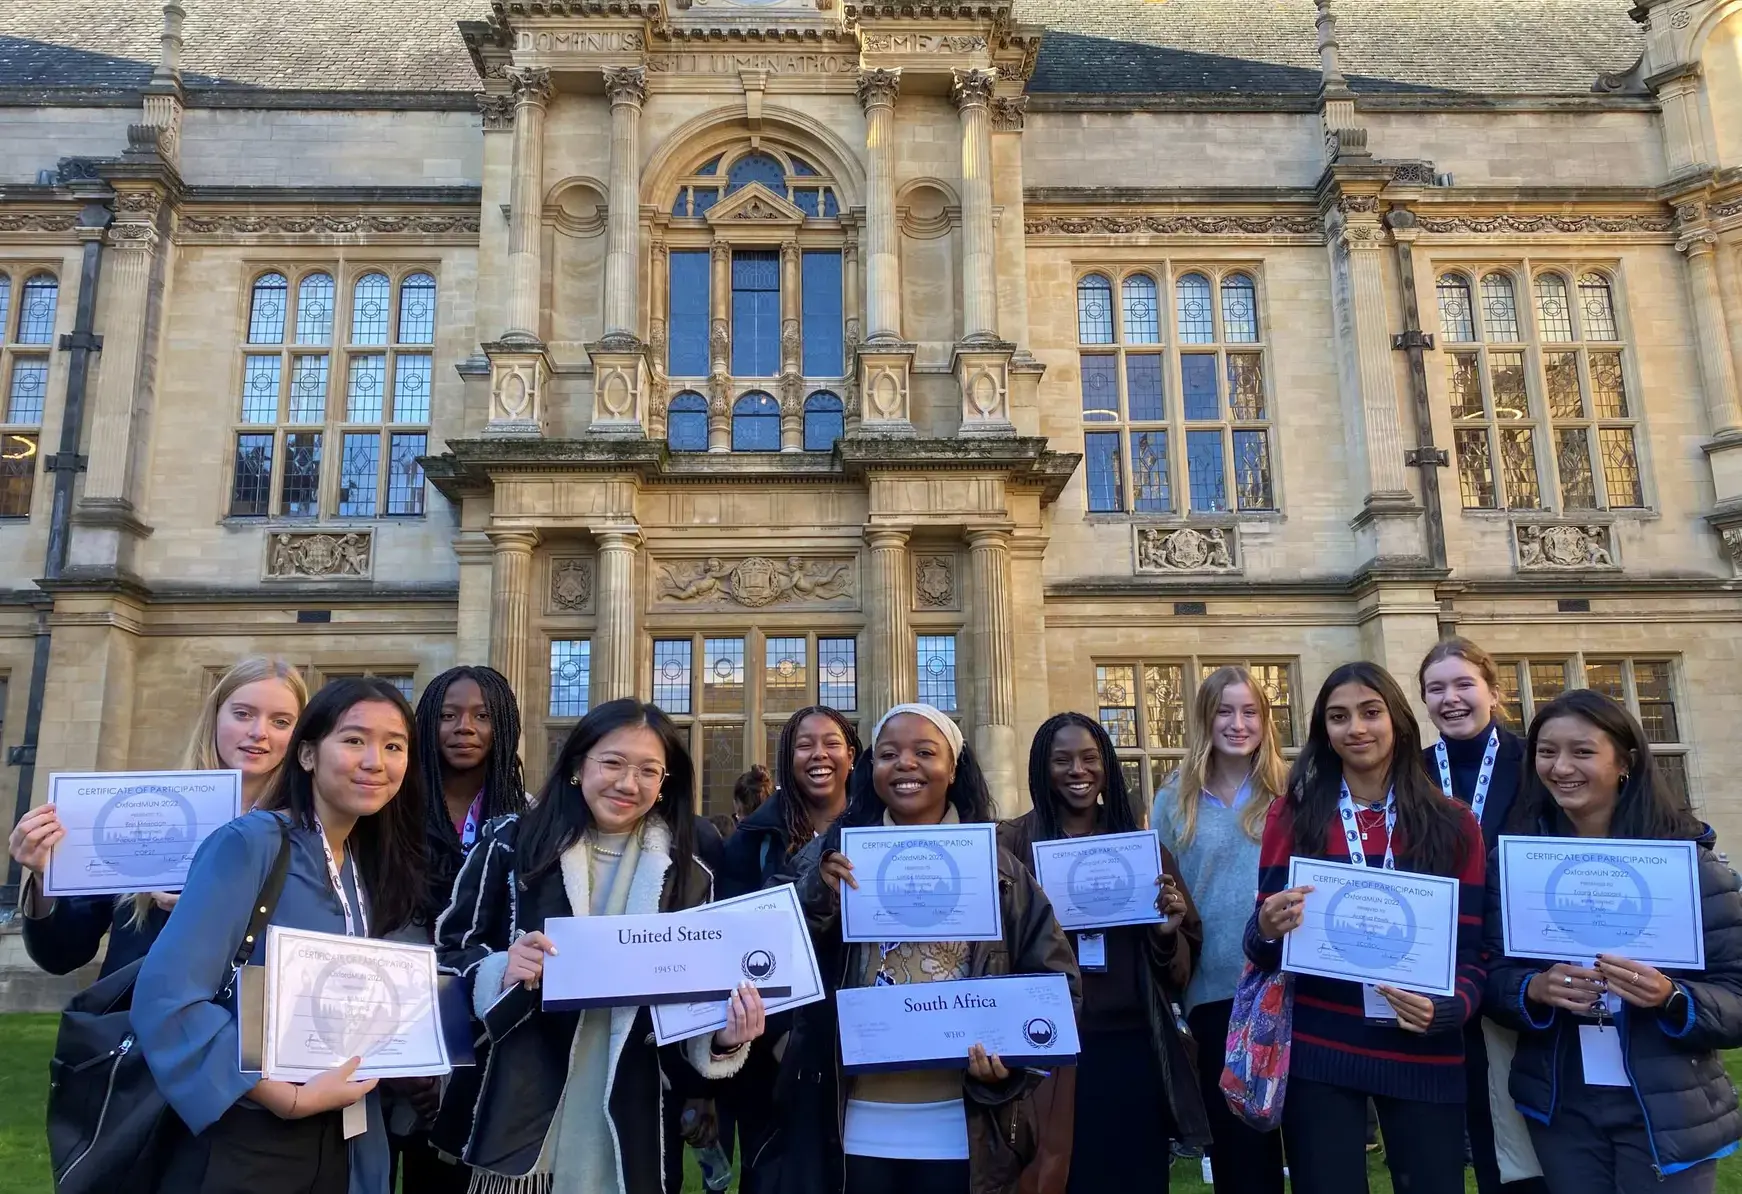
[3,1012,1739,1193]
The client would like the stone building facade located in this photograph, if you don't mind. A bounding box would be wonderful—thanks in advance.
[2,0,1741,857]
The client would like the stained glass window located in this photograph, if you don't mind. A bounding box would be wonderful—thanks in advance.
[1449,354,1483,418]
[819,637,857,711]
[281,432,322,517]
[1097,665,1139,748]
[1077,274,1113,345]
[1234,430,1273,510]
[1454,428,1496,509]
[1176,273,1214,343]
[704,638,746,714]
[549,640,591,718]
[801,251,843,376]
[803,392,843,452]
[1599,428,1643,507]
[288,356,328,423]
[1144,664,1186,750]
[1436,274,1475,342]
[7,359,48,424]
[0,276,10,341]
[727,151,786,194]
[351,273,391,344]
[667,392,709,452]
[1220,274,1258,343]
[1578,274,1619,341]
[347,354,386,422]
[296,273,335,345]
[338,432,380,517]
[1545,352,1583,419]
[241,357,281,423]
[1131,430,1171,513]
[1122,274,1161,344]
[732,392,780,451]
[1591,352,1628,418]
[731,250,780,377]
[1555,428,1596,509]
[668,251,710,377]
[248,274,288,344]
[764,638,808,715]
[398,273,436,344]
[15,275,56,345]
[653,640,692,712]
[1480,273,1520,341]
[916,636,958,713]
[1227,353,1265,419]
[1498,427,1541,509]
[386,433,427,515]
[1534,273,1574,341]
[394,354,431,423]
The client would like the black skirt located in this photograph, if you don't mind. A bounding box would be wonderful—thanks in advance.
[1067,1027,1174,1194]
[156,1103,349,1194]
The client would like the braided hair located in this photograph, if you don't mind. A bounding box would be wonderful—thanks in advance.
[1025,712,1140,843]
[413,665,527,839]
[771,705,862,856]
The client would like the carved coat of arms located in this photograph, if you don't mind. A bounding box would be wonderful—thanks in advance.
[551,559,593,610]
[657,556,854,607]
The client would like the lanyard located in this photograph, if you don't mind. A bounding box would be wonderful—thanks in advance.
[459,790,485,850]
[312,815,368,938]
[1337,781,1397,871]
[1434,727,1500,826]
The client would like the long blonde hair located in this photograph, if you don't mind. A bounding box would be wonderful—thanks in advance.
[127,657,308,926]
[1167,665,1288,846]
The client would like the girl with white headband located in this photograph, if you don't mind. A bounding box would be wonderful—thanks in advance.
[757,703,1079,1194]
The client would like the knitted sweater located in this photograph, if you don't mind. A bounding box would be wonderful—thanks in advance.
[1242,795,1488,1103]
[1152,778,1263,1014]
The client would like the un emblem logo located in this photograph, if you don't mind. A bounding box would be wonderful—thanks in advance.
[741,949,778,982]
[1022,1017,1058,1049]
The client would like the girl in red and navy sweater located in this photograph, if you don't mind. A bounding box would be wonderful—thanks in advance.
[1244,661,1487,1194]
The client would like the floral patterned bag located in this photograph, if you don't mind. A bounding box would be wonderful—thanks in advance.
[1218,962,1294,1131]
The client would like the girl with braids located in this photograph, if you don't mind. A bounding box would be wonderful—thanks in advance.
[411,665,527,922]
[999,712,1207,1194]
[1248,662,1486,1194]
[721,705,861,898]
[1152,666,1288,1194]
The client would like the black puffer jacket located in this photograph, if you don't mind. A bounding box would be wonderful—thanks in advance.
[1484,824,1742,1173]
[755,822,1081,1194]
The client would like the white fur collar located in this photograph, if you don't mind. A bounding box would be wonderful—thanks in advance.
[556,815,675,921]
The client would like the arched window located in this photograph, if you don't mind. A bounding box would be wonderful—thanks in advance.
[295,273,334,345]
[351,272,392,344]
[1436,274,1475,342]
[1077,274,1113,344]
[803,391,844,452]
[1578,273,1619,341]
[1534,273,1573,341]
[1175,272,1214,343]
[727,151,786,195]
[247,272,288,344]
[1220,273,1259,344]
[1120,274,1160,344]
[0,275,11,340]
[398,273,437,345]
[1480,272,1520,341]
[667,392,709,452]
[732,392,781,451]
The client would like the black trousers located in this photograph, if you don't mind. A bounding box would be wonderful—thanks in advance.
[1464,1021,1549,1194]
[1069,1027,1172,1193]
[845,1155,970,1194]
[390,1129,472,1194]
[157,1103,348,1194]
[1187,1000,1286,1194]
[1527,1084,1717,1194]
[1281,1076,1466,1194]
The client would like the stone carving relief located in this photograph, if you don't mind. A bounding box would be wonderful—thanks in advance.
[1515,524,1616,570]
[1024,214,1320,237]
[1135,526,1237,574]
[989,96,1028,132]
[549,557,595,612]
[178,212,480,239]
[656,556,856,608]
[476,92,516,131]
[1418,214,1673,235]
[913,555,957,609]
[0,213,80,234]
[266,531,372,580]
[856,67,902,110]
[603,66,648,106]
[1722,527,1742,576]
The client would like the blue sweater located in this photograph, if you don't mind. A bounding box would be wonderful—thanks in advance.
[132,810,390,1194]
[1152,778,1263,1013]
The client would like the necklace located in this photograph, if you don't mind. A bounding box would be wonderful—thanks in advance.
[589,841,625,859]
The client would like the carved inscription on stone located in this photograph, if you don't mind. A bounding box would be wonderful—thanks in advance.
[549,557,595,612]
[1514,524,1616,570]
[515,30,644,54]
[646,51,858,75]
[862,33,988,54]
[913,555,957,609]
[655,555,857,608]
[266,531,372,580]
[1134,526,1237,574]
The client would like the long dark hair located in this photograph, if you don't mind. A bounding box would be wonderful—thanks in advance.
[1289,661,1469,877]
[259,677,428,935]
[771,705,862,856]
[843,718,995,827]
[517,698,697,887]
[414,665,527,837]
[1509,688,1701,841]
[1025,712,1140,842]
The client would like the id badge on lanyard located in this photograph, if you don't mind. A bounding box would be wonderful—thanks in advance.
[1434,728,1499,826]
[1337,783,1399,1021]
[313,815,368,938]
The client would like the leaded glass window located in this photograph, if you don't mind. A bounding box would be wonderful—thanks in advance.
[668,251,710,377]
[819,638,858,711]
[549,640,591,718]
[801,251,843,377]
[1077,266,1272,516]
[732,392,780,451]
[230,268,435,518]
[803,391,843,452]
[917,636,958,713]
[731,251,780,377]
[7,359,47,425]
[672,146,839,225]
[667,392,709,452]
[727,151,786,194]
[1441,265,1643,511]
[0,274,48,519]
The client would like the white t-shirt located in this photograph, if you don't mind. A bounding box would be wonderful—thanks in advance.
[842,1098,970,1161]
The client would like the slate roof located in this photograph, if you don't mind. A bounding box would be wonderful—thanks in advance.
[0,0,1644,99]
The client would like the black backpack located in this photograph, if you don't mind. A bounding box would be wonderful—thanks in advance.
[47,820,292,1194]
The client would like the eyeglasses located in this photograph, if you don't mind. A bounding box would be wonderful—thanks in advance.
[584,754,667,788]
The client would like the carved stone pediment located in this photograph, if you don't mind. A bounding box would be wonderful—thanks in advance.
[1513,523,1618,571]
[653,554,858,610]
[1134,525,1239,574]
[704,182,806,230]
[264,531,373,580]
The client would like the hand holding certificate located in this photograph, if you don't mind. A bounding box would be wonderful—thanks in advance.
[1280,857,1461,997]
[42,770,243,897]
[1031,831,1166,931]
[836,973,1080,1072]
[652,884,825,1045]
[838,823,1003,943]
[1497,835,1704,970]
[541,908,792,1010]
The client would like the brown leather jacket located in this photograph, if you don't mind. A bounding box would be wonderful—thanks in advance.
[996,813,1212,1194]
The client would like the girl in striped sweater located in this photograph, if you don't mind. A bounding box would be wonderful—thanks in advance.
[1245,661,1487,1194]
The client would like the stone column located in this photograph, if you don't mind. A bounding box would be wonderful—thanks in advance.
[708,242,731,451]
[952,69,998,343]
[594,529,641,702]
[602,67,647,340]
[779,239,803,451]
[1677,229,1742,437]
[843,224,862,349]
[864,527,914,717]
[487,531,539,734]
[966,528,1017,810]
[857,69,901,341]
[503,67,552,343]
